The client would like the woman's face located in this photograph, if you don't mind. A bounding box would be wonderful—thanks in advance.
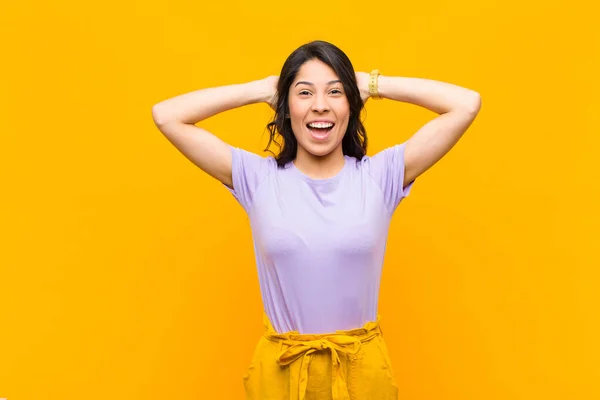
[288,59,350,158]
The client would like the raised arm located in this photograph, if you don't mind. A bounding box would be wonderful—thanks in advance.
[151,77,277,189]
[375,75,482,187]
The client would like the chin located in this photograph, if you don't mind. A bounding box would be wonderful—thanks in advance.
[302,141,341,157]
[306,148,332,157]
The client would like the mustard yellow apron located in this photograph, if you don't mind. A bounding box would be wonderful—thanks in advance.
[242,311,399,400]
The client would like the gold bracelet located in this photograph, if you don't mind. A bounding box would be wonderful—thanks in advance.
[369,69,382,100]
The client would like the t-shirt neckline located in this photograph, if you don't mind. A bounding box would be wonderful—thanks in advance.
[288,156,349,184]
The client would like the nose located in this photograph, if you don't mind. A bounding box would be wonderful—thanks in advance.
[311,92,330,113]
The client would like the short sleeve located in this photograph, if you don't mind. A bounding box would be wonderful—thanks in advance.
[223,145,273,213]
[363,142,415,214]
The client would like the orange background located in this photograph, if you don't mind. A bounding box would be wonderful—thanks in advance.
[1,0,599,399]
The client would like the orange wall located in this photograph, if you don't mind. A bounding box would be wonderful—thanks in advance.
[1,0,598,399]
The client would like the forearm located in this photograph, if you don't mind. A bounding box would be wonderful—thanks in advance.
[152,80,270,125]
[377,75,481,115]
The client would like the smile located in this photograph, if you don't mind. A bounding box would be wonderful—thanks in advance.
[306,122,334,140]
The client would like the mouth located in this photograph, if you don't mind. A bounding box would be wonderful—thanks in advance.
[306,122,335,140]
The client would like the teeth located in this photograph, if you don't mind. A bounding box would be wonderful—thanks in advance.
[308,122,334,129]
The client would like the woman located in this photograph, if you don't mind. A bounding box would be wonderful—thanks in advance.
[152,40,481,400]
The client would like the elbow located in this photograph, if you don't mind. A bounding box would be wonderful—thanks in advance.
[151,104,172,126]
[451,92,481,116]
[465,92,482,115]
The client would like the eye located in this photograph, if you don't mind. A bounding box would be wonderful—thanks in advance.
[299,90,311,95]
[330,89,343,94]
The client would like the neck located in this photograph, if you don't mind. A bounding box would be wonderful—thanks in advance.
[293,146,346,180]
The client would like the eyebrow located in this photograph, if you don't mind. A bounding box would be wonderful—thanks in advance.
[294,80,342,87]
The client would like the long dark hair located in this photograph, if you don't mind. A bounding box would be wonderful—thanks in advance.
[264,40,368,167]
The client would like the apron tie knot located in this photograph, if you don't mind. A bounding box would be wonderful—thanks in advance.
[275,335,362,400]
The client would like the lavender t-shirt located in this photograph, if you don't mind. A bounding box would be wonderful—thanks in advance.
[223,143,415,334]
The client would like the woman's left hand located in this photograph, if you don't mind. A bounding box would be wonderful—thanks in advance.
[355,71,371,104]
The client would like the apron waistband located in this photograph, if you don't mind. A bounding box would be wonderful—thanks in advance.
[261,311,383,400]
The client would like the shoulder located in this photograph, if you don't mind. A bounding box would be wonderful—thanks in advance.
[229,145,278,175]
[341,144,407,176]
[225,145,280,210]
[360,143,406,167]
